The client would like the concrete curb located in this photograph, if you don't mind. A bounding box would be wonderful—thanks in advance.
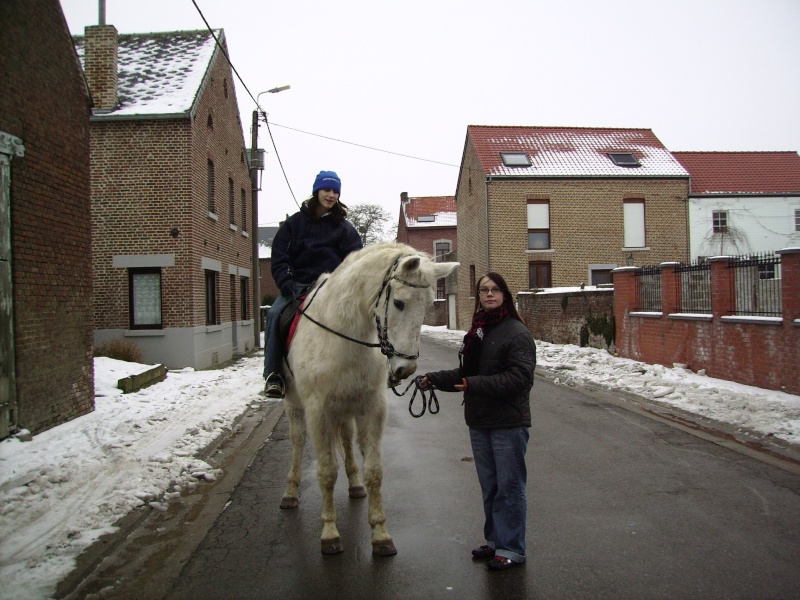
[117,364,168,394]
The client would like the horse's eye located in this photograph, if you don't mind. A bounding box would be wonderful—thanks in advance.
[393,299,405,311]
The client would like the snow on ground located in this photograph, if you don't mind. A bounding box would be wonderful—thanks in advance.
[1,327,798,599]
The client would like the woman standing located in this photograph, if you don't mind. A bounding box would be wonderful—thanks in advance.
[262,170,362,398]
[421,272,536,570]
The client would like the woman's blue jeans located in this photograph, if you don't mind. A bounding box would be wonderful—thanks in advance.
[262,282,308,379]
[469,426,529,562]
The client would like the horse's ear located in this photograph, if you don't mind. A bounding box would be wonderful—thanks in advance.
[398,255,421,273]
[433,261,459,278]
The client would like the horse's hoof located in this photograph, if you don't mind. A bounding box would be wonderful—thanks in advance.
[372,539,397,556]
[348,485,367,498]
[280,496,299,509]
[321,538,344,554]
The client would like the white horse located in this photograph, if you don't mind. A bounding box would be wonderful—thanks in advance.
[279,243,459,556]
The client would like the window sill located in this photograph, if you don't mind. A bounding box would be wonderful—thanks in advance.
[526,249,554,254]
[206,324,223,333]
[207,211,219,222]
[242,231,250,238]
[621,247,651,252]
[629,311,662,318]
[125,329,165,337]
[720,316,783,326]
[667,313,713,321]
[229,224,238,232]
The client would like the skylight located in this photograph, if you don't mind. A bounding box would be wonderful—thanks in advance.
[417,215,435,222]
[500,152,531,167]
[608,152,640,167]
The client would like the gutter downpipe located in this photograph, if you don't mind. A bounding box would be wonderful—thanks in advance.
[485,177,491,270]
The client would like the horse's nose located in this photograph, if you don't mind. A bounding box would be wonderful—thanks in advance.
[391,359,417,382]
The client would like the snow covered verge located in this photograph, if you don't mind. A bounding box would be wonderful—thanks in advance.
[424,326,800,449]
[0,355,266,600]
[0,328,798,599]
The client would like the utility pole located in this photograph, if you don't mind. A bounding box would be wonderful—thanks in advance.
[250,109,261,350]
[249,85,289,351]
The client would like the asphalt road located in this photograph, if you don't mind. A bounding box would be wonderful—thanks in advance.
[66,338,800,600]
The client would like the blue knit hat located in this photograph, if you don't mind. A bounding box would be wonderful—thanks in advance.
[312,170,341,194]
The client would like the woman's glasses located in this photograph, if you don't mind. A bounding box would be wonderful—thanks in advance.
[478,287,502,295]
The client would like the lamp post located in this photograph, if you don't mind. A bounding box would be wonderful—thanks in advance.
[250,85,290,350]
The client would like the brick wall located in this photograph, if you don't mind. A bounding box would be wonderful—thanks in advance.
[517,289,615,349]
[614,249,800,394]
[0,0,95,434]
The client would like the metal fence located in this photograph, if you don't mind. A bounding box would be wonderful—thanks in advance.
[675,261,711,313]
[729,252,782,316]
[634,266,662,311]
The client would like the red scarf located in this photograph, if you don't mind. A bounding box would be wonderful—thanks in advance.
[460,304,510,376]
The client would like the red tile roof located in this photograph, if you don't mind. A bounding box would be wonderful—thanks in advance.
[672,151,800,195]
[402,196,456,227]
[466,125,687,178]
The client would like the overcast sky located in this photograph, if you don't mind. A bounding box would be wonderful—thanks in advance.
[59,0,800,229]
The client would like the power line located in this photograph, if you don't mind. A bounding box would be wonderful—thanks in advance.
[267,121,460,168]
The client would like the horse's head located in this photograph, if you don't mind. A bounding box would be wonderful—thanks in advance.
[375,253,459,386]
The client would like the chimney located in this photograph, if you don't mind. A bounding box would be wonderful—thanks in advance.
[400,192,408,204]
[83,24,118,112]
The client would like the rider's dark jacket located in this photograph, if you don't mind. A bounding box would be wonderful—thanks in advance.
[425,315,535,429]
[271,203,363,297]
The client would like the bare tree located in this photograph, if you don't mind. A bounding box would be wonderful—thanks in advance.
[348,203,394,245]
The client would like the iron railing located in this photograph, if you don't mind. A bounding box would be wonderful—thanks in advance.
[728,252,782,316]
[675,261,711,313]
[634,266,662,311]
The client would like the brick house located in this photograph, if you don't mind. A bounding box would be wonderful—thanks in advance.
[454,125,691,330]
[0,0,94,436]
[672,151,800,259]
[397,193,458,326]
[257,226,279,302]
[73,25,255,369]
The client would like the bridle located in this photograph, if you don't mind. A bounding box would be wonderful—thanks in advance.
[296,256,429,361]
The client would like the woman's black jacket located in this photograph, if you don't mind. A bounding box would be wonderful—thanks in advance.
[425,316,535,429]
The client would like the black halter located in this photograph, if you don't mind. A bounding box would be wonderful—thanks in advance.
[296,256,429,360]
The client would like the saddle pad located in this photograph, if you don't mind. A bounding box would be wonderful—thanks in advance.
[286,297,305,351]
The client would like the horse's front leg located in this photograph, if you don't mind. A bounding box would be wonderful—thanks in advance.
[357,407,397,556]
[280,402,305,509]
[340,418,366,499]
[310,412,344,554]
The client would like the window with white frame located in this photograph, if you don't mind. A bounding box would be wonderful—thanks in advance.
[794,208,800,232]
[129,268,162,329]
[623,199,645,247]
[527,199,550,249]
[207,159,215,214]
[228,178,235,226]
[712,210,728,233]
[434,241,450,299]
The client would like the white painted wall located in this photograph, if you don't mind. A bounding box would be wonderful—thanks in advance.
[689,195,800,258]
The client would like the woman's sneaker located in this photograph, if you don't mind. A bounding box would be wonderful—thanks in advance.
[264,373,285,398]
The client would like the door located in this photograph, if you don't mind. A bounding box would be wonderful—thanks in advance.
[0,147,18,439]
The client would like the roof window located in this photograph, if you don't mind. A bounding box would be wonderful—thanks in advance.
[608,152,640,167]
[500,152,531,167]
[417,215,435,222]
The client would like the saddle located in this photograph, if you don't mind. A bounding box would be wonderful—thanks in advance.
[277,296,305,355]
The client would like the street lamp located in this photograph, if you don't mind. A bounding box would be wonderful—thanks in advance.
[250,85,290,350]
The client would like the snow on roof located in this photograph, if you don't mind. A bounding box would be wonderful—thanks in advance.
[467,125,689,178]
[672,151,800,195]
[402,195,457,227]
[73,30,219,117]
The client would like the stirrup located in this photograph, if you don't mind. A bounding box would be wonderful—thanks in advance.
[264,373,285,398]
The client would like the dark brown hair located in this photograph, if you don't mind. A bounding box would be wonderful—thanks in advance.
[473,271,523,322]
[306,190,348,224]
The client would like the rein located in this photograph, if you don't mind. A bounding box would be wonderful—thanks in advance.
[296,256,428,360]
[390,375,439,418]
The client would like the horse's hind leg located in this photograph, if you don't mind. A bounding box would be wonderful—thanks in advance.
[340,418,366,499]
[280,403,305,509]
[357,407,397,556]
